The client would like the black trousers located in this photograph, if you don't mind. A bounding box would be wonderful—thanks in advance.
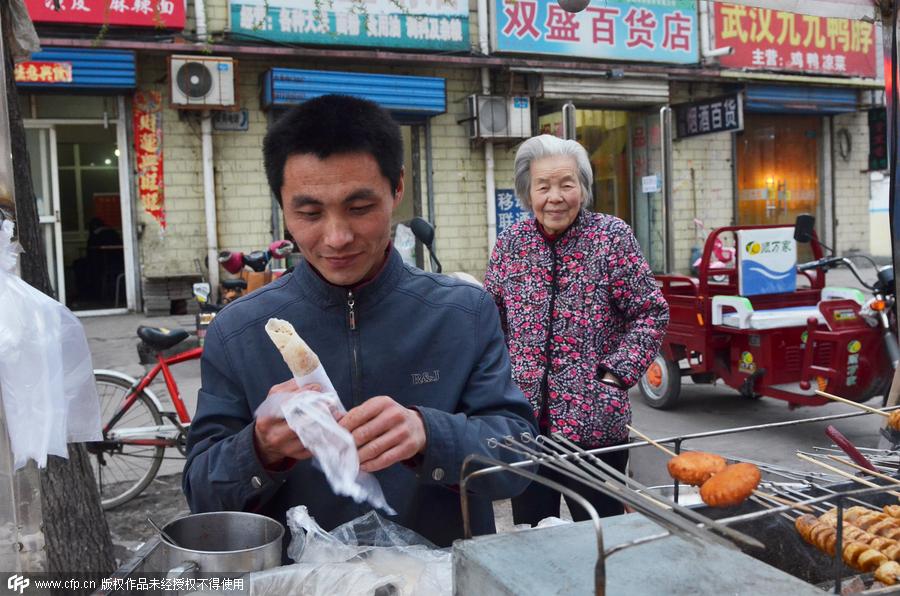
[511,448,629,526]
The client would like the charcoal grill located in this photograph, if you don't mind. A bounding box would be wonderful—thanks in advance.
[455,406,900,595]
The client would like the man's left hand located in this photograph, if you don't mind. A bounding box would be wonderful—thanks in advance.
[339,396,427,473]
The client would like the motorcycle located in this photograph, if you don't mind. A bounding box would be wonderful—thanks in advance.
[217,239,295,302]
[796,253,898,405]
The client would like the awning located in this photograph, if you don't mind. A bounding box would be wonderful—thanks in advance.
[743,85,859,114]
[262,69,446,121]
[15,48,136,91]
[540,75,669,106]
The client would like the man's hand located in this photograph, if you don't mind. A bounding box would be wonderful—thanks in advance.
[252,380,319,468]
[339,396,427,473]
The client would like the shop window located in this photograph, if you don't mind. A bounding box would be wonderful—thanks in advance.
[737,113,820,227]
[34,95,118,119]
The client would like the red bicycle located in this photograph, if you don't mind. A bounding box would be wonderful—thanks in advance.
[88,325,201,509]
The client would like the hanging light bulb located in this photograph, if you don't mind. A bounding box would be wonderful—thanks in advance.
[558,0,590,13]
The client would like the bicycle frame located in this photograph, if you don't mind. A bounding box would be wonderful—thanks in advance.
[103,346,203,446]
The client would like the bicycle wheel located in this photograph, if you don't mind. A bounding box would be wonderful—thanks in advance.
[88,373,165,509]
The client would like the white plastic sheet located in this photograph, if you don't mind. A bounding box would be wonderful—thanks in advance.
[255,364,394,514]
[245,506,451,596]
[0,220,102,469]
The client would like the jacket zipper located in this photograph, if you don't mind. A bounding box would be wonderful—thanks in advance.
[347,290,362,406]
[538,243,559,434]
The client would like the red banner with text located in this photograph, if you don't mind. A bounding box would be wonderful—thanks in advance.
[25,0,185,29]
[714,2,877,78]
[133,91,166,230]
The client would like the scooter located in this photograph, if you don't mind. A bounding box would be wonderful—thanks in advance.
[409,217,482,286]
[217,239,294,302]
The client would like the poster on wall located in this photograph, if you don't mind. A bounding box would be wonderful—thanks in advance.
[495,189,531,237]
[228,0,468,51]
[713,3,877,78]
[492,0,698,64]
[133,91,166,231]
[24,0,185,29]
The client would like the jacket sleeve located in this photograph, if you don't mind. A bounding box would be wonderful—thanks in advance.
[482,235,509,338]
[182,321,293,513]
[413,292,538,499]
[598,218,670,388]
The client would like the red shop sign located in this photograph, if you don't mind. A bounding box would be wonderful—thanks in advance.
[714,2,877,78]
[25,0,185,30]
[14,61,73,83]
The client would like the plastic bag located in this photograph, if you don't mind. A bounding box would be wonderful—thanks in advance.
[255,365,394,514]
[0,220,102,469]
[244,506,451,596]
[394,223,416,267]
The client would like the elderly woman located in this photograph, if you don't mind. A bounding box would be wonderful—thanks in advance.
[484,135,669,525]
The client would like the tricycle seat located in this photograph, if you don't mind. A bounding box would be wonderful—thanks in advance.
[711,287,864,331]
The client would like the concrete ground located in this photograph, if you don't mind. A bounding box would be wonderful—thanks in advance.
[82,265,894,563]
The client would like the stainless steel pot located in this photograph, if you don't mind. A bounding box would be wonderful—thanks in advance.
[161,511,283,575]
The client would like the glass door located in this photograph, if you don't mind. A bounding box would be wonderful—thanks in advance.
[631,112,667,272]
[25,125,65,301]
[25,123,125,311]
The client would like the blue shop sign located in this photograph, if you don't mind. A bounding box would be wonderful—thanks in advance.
[495,189,531,237]
[492,0,698,64]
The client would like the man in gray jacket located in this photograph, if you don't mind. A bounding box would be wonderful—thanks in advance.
[183,94,537,552]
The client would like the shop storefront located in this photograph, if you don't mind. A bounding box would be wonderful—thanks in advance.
[16,48,139,313]
[492,0,698,272]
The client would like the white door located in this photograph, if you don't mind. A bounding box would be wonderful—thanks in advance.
[25,125,65,302]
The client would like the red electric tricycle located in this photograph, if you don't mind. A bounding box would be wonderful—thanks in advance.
[639,216,896,410]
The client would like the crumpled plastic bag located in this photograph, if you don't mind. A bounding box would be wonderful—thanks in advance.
[0,220,102,469]
[255,364,394,514]
[394,223,416,267]
[244,506,451,596]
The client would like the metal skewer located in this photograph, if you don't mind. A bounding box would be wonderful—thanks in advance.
[796,453,900,498]
[823,454,900,486]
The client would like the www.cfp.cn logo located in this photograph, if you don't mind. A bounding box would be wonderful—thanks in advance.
[7,575,29,594]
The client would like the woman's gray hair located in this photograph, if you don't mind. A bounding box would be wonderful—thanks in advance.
[513,134,593,211]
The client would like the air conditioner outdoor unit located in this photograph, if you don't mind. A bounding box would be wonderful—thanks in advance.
[169,55,237,109]
[467,95,532,140]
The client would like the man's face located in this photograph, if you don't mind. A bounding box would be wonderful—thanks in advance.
[281,152,402,287]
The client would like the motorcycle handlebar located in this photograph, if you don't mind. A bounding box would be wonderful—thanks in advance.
[796,256,876,290]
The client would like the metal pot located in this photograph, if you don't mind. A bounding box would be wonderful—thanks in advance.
[161,511,283,575]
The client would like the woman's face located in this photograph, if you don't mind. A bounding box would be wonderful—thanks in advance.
[529,154,583,235]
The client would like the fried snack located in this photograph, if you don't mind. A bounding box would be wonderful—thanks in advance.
[699,462,761,507]
[885,505,900,519]
[876,561,900,585]
[265,318,320,376]
[858,547,889,571]
[666,451,727,486]
[890,410,900,432]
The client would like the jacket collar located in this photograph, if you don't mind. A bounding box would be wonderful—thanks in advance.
[534,209,587,247]
[292,247,404,308]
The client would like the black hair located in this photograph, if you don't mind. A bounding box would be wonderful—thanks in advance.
[263,94,403,203]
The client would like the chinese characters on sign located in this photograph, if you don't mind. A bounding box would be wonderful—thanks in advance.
[13,62,73,84]
[495,189,531,236]
[494,0,697,64]
[714,3,877,78]
[868,107,887,171]
[133,91,166,230]
[24,0,185,29]
[673,94,743,139]
[229,0,468,51]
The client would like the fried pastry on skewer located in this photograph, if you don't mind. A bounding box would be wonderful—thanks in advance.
[699,462,761,507]
[667,451,727,486]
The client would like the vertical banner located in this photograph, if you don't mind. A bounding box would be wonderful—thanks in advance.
[133,91,165,230]
[495,188,530,236]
